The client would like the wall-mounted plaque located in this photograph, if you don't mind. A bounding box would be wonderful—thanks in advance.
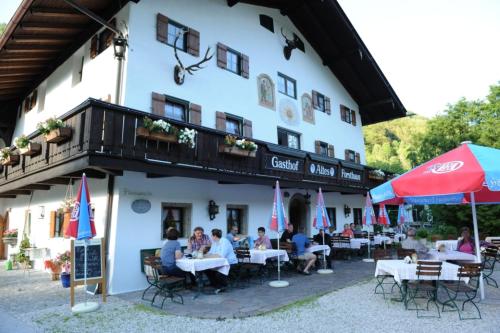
[263,154,304,173]
[340,168,363,182]
[131,199,151,214]
[306,161,337,179]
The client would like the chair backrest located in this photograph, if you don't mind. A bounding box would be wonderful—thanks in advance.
[369,233,375,241]
[361,231,368,239]
[397,248,416,259]
[143,256,162,281]
[386,232,395,239]
[270,238,278,250]
[491,240,500,248]
[483,246,499,259]
[458,263,481,279]
[416,260,442,278]
[331,236,341,247]
[354,233,362,239]
[373,248,391,262]
[235,249,251,262]
[340,236,351,247]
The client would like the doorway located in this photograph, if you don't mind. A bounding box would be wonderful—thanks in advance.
[288,193,308,234]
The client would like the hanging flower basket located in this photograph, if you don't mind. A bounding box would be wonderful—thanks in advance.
[19,142,42,156]
[218,144,257,157]
[136,127,178,143]
[1,155,20,166]
[45,127,72,144]
[2,237,18,246]
[368,169,385,181]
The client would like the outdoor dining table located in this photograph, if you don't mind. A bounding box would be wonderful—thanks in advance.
[428,249,477,262]
[373,235,392,246]
[249,249,289,265]
[176,257,230,299]
[435,240,458,251]
[331,238,369,249]
[306,244,331,255]
[394,233,406,243]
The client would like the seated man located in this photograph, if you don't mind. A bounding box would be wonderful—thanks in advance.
[292,227,316,275]
[313,229,333,269]
[341,224,354,238]
[254,227,272,249]
[187,226,211,253]
[226,225,241,249]
[205,228,237,293]
[401,227,429,254]
[280,224,296,243]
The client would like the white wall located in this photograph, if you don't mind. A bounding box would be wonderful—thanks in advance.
[107,171,364,294]
[124,0,366,162]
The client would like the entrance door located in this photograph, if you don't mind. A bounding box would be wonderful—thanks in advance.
[288,194,308,234]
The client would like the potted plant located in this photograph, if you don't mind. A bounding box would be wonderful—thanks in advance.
[177,128,197,148]
[416,228,429,245]
[0,148,20,166]
[16,236,32,270]
[219,135,258,157]
[57,250,71,288]
[2,229,18,246]
[37,117,72,143]
[14,135,41,156]
[136,116,178,143]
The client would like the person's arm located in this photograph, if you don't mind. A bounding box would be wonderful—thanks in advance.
[220,239,233,259]
[265,236,272,249]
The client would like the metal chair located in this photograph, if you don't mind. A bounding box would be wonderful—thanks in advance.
[142,256,184,309]
[441,263,482,320]
[397,248,416,259]
[233,249,264,287]
[482,247,498,288]
[373,249,398,298]
[405,261,442,318]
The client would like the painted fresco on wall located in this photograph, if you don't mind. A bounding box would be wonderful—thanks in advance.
[278,98,300,126]
[301,93,314,124]
[257,74,275,110]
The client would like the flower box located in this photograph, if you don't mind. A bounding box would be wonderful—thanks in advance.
[368,174,384,181]
[2,237,18,246]
[135,127,177,143]
[218,144,257,158]
[45,127,72,144]
[19,142,42,156]
[1,155,20,166]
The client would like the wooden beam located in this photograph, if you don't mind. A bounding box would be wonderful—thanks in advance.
[0,67,42,75]
[19,22,85,32]
[0,195,16,198]
[88,167,123,177]
[30,7,87,18]
[361,98,394,108]
[64,169,107,179]
[11,34,74,44]
[0,61,48,69]
[19,184,51,191]
[0,88,24,95]
[37,177,74,185]
[0,77,33,83]
[0,54,53,61]
[3,44,63,53]
[0,71,41,77]
[3,190,32,195]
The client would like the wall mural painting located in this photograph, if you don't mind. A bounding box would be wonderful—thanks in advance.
[301,93,314,124]
[278,98,300,126]
[257,74,275,110]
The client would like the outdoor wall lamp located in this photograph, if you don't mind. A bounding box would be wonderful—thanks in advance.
[208,200,219,221]
[304,192,311,205]
[113,36,128,59]
[344,204,351,218]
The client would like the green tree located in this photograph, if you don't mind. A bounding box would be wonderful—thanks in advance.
[0,23,6,36]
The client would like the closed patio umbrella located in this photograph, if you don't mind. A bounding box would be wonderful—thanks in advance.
[269,181,289,288]
[312,188,333,274]
[362,193,376,261]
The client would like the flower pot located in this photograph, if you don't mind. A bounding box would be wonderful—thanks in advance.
[2,237,18,246]
[148,131,178,143]
[61,272,71,288]
[218,144,256,157]
[45,127,72,144]
[135,127,150,139]
[368,174,384,181]
[1,155,20,166]
[19,142,41,156]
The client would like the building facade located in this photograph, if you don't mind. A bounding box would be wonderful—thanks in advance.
[0,0,405,294]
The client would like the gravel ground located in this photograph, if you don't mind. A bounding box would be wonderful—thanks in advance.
[2,266,500,333]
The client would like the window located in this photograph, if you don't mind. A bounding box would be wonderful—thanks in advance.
[217,43,249,78]
[226,49,241,75]
[353,208,362,225]
[326,208,337,231]
[346,149,356,163]
[277,73,296,99]
[167,20,187,51]
[90,19,116,59]
[164,96,189,121]
[315,92,325,112]
[226,205,248,234]
[225,114,242,135]
[340,105,356,126]
[24,90,37,112]
[162,203,191,239]
[319,142,328,156]
[278,128,300,150]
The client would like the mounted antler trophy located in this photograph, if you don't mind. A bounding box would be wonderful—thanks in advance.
[280,28,300,60]
[173,30,213,85]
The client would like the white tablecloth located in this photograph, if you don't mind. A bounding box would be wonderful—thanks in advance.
[331,238,369,249]
[435,240,458,251]
[176,257,230,276]
[486,237,500,243]
[394,234,406,243]
[249,249,289,265]
[306,244,331,256]
[428,249,477,262]
[375,259,464,284]
[373,235,392,245]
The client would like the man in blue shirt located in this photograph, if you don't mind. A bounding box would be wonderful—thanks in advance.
[226,225,241,249]
[292,227,316,275]
[206,229,237,293]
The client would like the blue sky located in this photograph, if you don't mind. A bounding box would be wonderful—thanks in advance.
[1,0,499,118]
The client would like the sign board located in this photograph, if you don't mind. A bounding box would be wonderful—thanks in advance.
[70,238,106,306]
[263,154,304,173]
[306,161,337,179]
[340,168,363,182]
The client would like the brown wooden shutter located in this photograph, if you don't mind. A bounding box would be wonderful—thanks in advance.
[241,54,249,78]
[152,92,165,116]
[186,28,200,56]
[340,105,347,121]
[105,18,116,48]
[90,35,98,59]
[189,103,202,125]
[325,96,331,115]
[157,13,168,43]
[243,119,253,138]
[314,140,321,154]
[355,152,361,164]
[62,212,70,238]
[30,90,37,110]
[216,111,226,131]
[344,149,349,161]
[351,110,357,126]
[328,144,335,158]
[217,43,227,68]
[49,211,56,238]
[312,91,319,109]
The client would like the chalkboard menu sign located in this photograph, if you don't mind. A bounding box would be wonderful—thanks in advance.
[73,238,103,281]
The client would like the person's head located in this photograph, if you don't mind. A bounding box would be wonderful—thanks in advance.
[211,228,222,241]
[298,226,306,234]
[461,227,471,240]
[318,229,324,235]
[257,227,266,237]
[287,224,294,232]
[193,226,204,239]
[343,224,349,230]
[166,228,179,241]
[229,225,238,235]
[350,223,355,230]
[407,227,417,239]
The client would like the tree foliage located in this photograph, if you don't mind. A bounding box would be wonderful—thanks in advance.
[0,23,6,37]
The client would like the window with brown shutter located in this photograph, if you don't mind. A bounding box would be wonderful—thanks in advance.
[328,144,334,158]
[30,90,37,110]
[49,211,56,238]
[314,140,321,154]
[62,212,70,238]
[351,110,357,126]
[152,92,165,116]
[340,105,355,124]
[216,111,226,131]
[186,28,200,56]
[325,97,331,115]
[157,13,168,43]
[217,43,228,68]
[189,103,202,125]
[241,54,249,78]
[340,105,347,122]
[90,35,98,59]
[312,91,319,109]
[355,152,361,164]
[243,119,253,138]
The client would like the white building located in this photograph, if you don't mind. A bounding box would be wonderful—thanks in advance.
[0,0,405,294]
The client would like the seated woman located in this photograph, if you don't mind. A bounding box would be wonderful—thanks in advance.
[457,227,475,254]
[254,227,272,249]
[187,226,211,253]
[341,223,354,238]
[160,228,185,277]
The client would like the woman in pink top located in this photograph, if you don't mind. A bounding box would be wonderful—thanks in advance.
[457,227,475,254]
[254,227,272,249]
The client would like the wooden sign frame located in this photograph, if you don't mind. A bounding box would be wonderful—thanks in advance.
[70,238,106,306]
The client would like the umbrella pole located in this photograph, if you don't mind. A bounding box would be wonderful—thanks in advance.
[277,231,281,281]
[322,231,327,270]
[470,192,484,300]
[269,232,289,287]
[84,239,88,305]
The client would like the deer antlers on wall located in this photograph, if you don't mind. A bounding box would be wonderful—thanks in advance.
[281,28,300,60]
[173,30,213,85]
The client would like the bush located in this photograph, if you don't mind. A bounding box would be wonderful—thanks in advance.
[416,228,428,240]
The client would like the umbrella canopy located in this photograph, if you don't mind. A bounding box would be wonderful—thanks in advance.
[313,188,331,230]
[362,193,376,226]
[65,174,96,240]
[377,204,390,226]
[269,181,289,233]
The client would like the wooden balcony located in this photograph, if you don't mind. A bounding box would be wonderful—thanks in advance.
[0,99,391,197]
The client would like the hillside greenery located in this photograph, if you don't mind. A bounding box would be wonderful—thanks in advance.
[0,23,6,36]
